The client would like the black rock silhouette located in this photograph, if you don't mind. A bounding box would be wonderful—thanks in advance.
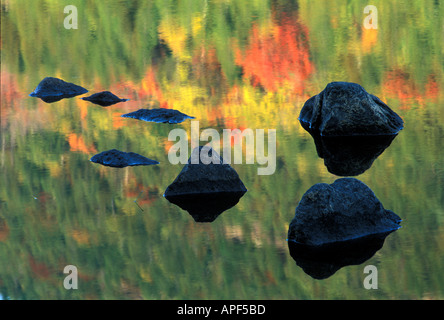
[29,77,88,103]
[301,120,397,176]
[288,231,395,279]
[121,108,195,124]
[90,149,159,168]
[81,91,129,106]
[287,178,401,246]
[164,146,247,222]
[165,192,246,222]
[299,82,404,136]
[164,146,247,196]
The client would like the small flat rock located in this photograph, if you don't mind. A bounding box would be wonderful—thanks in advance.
[30,77,88,102]
[81,91,129,106]
[121,108,195,124]
[90,149,159,168]
[299,82,404,136]
[287,178,401,246]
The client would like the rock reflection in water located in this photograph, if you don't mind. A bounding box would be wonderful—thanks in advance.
[165,192,246,222]
[287,231,396,279]
[301,120,398,176]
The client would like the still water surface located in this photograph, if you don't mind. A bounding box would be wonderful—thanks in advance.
[1,0,443,299]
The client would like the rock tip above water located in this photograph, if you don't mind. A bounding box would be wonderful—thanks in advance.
[121,108,195,124]
[29,77,88,98]
[90,149,159,168]
[81,91,129,106]
[164,146,247,198]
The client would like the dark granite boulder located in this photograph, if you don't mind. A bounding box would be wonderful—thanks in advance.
[81,91,129,106]
[30,77,88,103]
[164,146,247,222]
[299,82,404,136]
[122,108,195,124]
[90,149,159,168]
[287,178,401,246]
[164,146,247,197]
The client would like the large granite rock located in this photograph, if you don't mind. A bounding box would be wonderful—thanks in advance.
[30,77,88,103]
[122,108,195,124]
[90,149,159,168]
[81,91,129,106]
[287,178,401,246]
[299,82,404,136]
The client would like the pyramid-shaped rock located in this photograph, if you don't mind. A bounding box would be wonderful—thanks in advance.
[164,146,247,197]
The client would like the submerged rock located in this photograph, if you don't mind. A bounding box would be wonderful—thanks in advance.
[164,146,247,197]
[29,77,88,103]
[299,82,404,136]
[288,232,393,279]
[287,178,401,246]
[164,146,247,221]
[90,149,159,168]
[81,91,129,106]
[301,124,398,176]
[121,108,194,124]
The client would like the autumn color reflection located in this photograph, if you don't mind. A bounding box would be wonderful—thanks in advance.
[235,14,314,94]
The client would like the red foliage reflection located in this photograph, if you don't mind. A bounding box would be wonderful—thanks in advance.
[235,14,314,94]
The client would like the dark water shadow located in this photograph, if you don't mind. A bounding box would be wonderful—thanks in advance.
[164,191,246,222]
[287,230,397,280]
[300,120,397,176]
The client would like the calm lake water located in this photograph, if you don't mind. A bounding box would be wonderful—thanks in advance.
[1,0,443,300]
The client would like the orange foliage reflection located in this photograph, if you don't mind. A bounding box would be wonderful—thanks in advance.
[235,15,314,94]
[67,133,97,154]
[383,69,440,109]
[126,184,159,206]
[361,27,378,53]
